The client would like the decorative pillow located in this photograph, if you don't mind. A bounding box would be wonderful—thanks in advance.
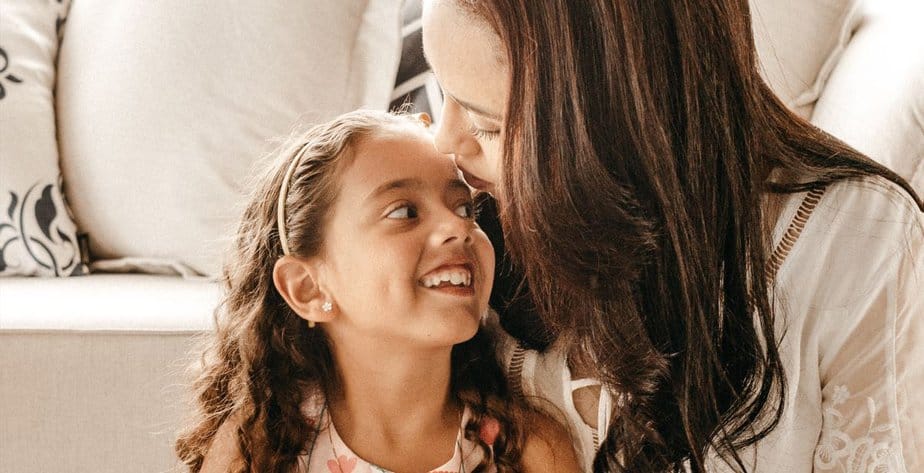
[391,0,443,122]
[810,2,924,196]
[750,0,860,119]
[0,0,86,277]
[55,0,403,277]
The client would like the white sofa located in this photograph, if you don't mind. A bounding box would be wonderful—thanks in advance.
[1,0,921,472]
[1,275,216,472]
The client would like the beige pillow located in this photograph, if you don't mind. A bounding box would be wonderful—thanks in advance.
[811,1,924,196]
[56,0,402,277]
[0,0,86,277]
[750,0,860,118]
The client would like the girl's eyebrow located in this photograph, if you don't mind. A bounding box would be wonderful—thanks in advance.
[365,177,472,202]
[447,178,472,194]
[365,178,424,202]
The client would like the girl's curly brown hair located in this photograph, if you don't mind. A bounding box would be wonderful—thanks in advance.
[175,110,526,472]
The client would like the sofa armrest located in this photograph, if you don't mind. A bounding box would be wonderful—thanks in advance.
[0,274,217,333]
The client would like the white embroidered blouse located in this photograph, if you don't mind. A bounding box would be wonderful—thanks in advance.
[495,177,924,472]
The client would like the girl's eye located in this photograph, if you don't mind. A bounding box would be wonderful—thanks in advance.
[386,204,418,219]
[455,202,476,219]
[469,124,500,141]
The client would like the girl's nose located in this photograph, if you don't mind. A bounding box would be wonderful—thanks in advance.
[434,208,474,246]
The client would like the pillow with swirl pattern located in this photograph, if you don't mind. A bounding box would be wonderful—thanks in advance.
[0,0,86,277]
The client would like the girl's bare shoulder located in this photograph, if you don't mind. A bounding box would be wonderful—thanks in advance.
[521,409,582,473]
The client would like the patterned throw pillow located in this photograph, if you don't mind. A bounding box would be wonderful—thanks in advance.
[391,0,443,122]
[0,0,86,276]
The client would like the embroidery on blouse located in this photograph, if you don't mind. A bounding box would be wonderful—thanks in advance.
[508,342,528,398]
[814,385,902,472]
[766,185,827,281]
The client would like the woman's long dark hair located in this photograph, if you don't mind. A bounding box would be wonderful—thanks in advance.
[458,0,920,472]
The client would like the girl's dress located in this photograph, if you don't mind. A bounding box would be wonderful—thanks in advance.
[300,395,496,473]
[494,176,924,472]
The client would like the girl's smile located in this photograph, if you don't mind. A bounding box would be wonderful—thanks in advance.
[419,260,476,297]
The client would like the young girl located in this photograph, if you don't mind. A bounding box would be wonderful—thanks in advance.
[175,110,579,473]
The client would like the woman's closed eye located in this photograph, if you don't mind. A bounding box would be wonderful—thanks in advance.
[469,124,500,141]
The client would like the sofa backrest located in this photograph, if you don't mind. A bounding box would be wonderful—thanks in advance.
[55,0,404,277]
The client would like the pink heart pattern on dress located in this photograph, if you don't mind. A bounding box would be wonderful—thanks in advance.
[327,455,358,473]
[479,417,500,446]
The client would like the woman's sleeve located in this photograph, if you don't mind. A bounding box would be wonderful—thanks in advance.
[813,214,923,472]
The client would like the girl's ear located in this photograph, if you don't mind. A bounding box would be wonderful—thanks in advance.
[273,256,336,325]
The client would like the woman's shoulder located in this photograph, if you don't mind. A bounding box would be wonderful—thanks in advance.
[776,176,921,260]
[773,175,922,309]
[819,176,920,228]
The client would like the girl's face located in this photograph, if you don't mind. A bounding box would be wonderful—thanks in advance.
[320,125,495,349]
[422,0,509,198]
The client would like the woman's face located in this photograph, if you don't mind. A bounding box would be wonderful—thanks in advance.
[321,125,495,349]
[422,0,509,198]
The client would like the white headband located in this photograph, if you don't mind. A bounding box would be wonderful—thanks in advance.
[276,144,311,256]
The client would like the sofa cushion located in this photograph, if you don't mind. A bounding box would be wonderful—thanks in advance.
[0,0,86,277]
[0,275,216,332]
[55,0,403,277]
[811,1,924,196]
[750,0,860,118]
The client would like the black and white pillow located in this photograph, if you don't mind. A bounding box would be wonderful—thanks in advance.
[390,0,443,122]
[0,0,86,276]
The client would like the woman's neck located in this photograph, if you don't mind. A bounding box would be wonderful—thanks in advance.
[325,340,462,470]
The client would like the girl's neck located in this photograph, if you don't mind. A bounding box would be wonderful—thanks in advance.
[325,341,462,470]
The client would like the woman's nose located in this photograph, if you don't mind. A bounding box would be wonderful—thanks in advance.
[433,99,480,157]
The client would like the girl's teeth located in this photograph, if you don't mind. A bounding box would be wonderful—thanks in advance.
[422,269,472,288]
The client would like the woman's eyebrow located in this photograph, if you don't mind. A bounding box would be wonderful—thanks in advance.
[445,92,502,122]
[422,46,502,121]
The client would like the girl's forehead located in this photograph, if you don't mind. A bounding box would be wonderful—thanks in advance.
[344,129,461,190]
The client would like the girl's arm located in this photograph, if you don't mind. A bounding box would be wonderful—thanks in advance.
[521,410,582,473]
[200,415,245,473]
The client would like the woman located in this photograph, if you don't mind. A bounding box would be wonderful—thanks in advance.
[421,1,924,472]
